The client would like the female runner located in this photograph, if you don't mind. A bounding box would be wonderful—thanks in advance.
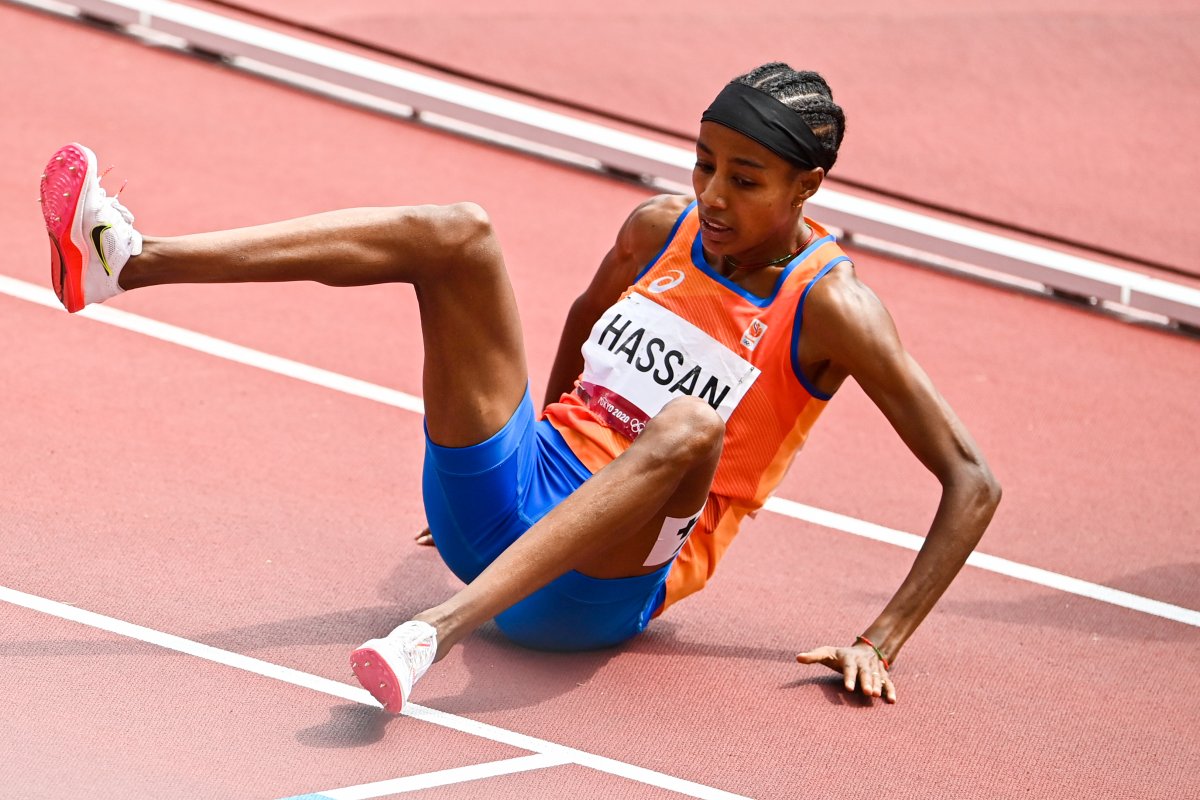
[39,63,1001,712]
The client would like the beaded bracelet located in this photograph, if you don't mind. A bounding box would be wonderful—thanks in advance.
[855,635,890,670]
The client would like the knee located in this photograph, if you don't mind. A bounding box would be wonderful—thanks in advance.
[416,202,497,270]
[436,201,493,243]
[645,397,725,466]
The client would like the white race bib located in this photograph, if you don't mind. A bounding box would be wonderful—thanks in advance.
[579,294,760,439]
[643,505,705,566]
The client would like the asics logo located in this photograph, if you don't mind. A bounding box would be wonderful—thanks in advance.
[647,269,685,294]
[90,224,113,276]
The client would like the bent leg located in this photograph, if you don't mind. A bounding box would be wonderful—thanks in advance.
[414,396,726,658]
[121,204,526,446]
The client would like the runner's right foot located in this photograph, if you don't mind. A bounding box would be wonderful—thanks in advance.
[40,143,142,313]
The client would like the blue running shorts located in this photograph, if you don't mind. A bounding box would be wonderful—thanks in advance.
[422,387,670,651]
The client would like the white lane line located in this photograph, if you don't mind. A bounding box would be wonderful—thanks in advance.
[284,754,571,799]
[0,275,424,415]
[396,704,754,799]
[0,583,374,704]
[0,584,751,800]
[765,499,1200,627]
[2,273,1194,628]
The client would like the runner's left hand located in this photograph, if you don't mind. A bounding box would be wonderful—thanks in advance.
[414,527,434,547]
[796,643,896,703]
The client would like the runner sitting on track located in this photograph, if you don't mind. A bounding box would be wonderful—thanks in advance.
[39,63,1000,712]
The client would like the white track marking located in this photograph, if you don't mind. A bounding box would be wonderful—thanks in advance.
[764,499,1200,627]
[0,583,374,704]
[0,584,751,800]
[0,275,423,414]
[2,273,1195,628]
[284,754,570,799]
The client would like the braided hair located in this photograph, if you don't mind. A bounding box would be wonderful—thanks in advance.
[734,63,846,171]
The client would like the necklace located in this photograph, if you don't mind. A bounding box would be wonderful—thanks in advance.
[725,225,815,273]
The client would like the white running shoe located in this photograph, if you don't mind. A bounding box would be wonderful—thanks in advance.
[40,143,143,313]
[351,620,438,714]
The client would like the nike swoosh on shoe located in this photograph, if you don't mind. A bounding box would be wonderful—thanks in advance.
[90,224,113,276]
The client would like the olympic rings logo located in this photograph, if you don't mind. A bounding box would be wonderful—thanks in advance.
[629,419,646,435]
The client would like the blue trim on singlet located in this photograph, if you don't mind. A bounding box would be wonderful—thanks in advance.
[790,256,851,400]
[690,233,836,308]
[633,200,698,282]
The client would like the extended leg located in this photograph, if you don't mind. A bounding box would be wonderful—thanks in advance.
[42,141,523,445]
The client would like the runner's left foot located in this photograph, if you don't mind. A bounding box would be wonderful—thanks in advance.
[351,620,437,714]
[40,143,142,313]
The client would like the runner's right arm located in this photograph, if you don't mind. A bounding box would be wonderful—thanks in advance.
[542,194,693,409]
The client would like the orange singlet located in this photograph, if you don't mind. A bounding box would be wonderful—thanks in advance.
[543,202,851,612]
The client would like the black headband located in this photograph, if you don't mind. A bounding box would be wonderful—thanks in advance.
[701,82,833,172]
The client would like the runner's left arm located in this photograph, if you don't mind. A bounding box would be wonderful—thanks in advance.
[794,267,1002,702]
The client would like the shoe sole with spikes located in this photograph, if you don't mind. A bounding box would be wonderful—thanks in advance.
[41,143,96,313]
[350,644,406,713]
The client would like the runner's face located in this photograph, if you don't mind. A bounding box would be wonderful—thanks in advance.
[692,121,820,263]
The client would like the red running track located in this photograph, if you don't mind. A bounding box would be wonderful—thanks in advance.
[1,6,1198,799]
